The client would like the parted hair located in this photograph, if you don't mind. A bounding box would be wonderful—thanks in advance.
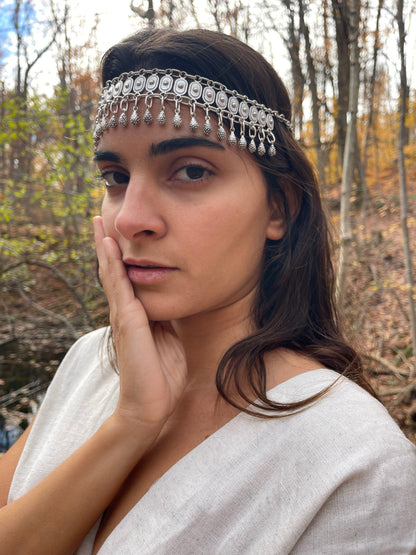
[100,28,374,415]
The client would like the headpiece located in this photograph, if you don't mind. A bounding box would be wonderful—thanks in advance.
[93,68,293,157]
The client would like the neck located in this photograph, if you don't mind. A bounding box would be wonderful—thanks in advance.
[171,294,255,391]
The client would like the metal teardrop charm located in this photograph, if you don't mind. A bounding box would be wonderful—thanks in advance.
[173,112,182,128]
[157,109,166,125]
[119,112,128,127]
[130,109,140,125]
[258,142,266,156]
[268,144,276,157]
[189,115,199,131]
[217,125,226,141]
[108,115,117,128]
[144,107,153,124]
[203,118,212,135]
[248,139,257,153]
[228,130,237,146]
[238,135,247,149]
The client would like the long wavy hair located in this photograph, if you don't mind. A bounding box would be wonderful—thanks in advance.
[99,28,374,415]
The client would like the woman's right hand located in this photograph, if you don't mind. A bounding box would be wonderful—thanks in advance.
[93,216,188,429]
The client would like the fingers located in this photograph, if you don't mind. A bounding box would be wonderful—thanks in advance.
[92,216,148,330]
[92,218,187,424]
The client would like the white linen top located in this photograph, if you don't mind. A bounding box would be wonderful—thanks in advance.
[8,328,416,554]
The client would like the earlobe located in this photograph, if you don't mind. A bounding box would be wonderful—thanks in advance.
[266,213,286,241]
[266,198,287,241]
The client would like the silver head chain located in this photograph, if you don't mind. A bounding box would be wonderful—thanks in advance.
[93,68,293,156]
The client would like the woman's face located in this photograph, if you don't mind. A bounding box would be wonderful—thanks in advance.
[95,105,285,324]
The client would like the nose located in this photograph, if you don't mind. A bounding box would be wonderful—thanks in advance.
[113,178,167,240]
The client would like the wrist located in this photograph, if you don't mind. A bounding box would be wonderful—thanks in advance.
[106,411,165,447]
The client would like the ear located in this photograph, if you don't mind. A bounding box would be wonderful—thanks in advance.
[266,201,286,241]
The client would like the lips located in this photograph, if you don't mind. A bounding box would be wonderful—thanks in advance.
[123,258,176,270]
[123,258,178,284]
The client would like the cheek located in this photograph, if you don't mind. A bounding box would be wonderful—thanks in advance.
[101,199,118,236]
[184,199,269,265]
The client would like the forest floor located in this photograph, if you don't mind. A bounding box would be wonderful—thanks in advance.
[1,161,416,446]
[331,160,416,445]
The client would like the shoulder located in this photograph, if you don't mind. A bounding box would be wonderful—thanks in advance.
[281,370,416,551]
[248,370,416,550]
[46,327,112,388]
[265,368,416,463]
[61,326,111,363]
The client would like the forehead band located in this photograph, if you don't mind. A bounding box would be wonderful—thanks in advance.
[93,68,293,156]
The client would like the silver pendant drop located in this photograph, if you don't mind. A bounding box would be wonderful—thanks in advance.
[108,115,117,128]
[268,144,276,157]
[173,113,182,128]
[239,135,247,149]
[248,139,257,153]
[217,125,226,141]
[258,142,266,156]
[144,107,153,124]
[203,119,212,135]
[228,130,237,146]
[189,115,199,131]
[119,112,128,127]
[157,110,166,125]
[130,109,140,125]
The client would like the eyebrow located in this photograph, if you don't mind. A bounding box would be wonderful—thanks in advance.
[149,137,225,157]
[93,151,125,163]
[93,136,225,164]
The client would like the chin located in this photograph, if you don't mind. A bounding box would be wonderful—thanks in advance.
[135,294,184,323]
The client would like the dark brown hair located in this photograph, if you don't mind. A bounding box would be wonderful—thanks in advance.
[100,28,374,415]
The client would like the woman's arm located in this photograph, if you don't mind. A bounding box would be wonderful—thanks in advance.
[0,217,187,554]
[0,415,164,554]
[0,420,35,508]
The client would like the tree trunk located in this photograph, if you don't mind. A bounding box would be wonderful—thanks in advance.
[396,0,416,376]
[331,0,350,170]
[270,0,306,136]
[359,0,383,230]
[298,0,325,189]
[336,0,360,304]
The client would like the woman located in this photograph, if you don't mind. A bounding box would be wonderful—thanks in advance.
[1,28,415,554]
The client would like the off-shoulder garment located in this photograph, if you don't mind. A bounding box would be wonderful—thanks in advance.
[8,328,416,554]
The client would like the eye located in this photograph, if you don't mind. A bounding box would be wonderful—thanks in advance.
[171,164,213,183]
[99,170,129,188]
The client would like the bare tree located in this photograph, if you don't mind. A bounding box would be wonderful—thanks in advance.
[9,0,67,186]
[298,0,326,188]
[265,1,305,135]
[331,0,350,169]
[336,0,360,303]
[13,0,66,100]
[396,0,416,376]
[360,0,383,223]
[130,0,156,27]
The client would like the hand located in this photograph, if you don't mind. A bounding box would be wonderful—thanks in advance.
[93,216,187,428]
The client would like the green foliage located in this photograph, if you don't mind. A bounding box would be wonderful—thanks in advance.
[0,86,104,331]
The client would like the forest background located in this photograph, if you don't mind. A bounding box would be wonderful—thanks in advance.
[1,0,416,448]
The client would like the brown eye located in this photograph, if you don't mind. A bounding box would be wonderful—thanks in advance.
[173,164,212,182]
[100,171,129,188]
